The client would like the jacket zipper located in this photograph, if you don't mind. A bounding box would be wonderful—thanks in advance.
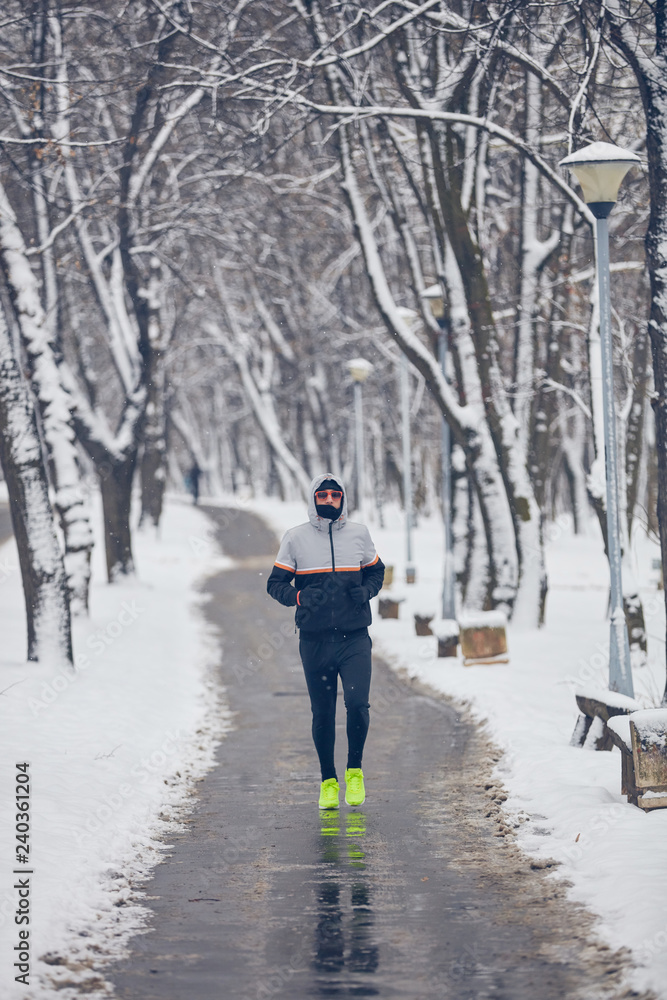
[329,523,336,629]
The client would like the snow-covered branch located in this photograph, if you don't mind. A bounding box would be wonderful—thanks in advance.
[274,95,596,224]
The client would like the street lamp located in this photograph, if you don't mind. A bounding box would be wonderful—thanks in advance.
[559,140,640,698]
[347,357,373,515]
[396,309,418,583]
[422,284,456,620]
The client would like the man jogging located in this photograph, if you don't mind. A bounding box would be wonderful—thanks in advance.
[267,474,385,810]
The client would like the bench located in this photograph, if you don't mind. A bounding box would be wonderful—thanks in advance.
[570,688,641,751]
[458,611,508,666]
[431,619,459,658]
[378,595,404,619]
[608,709,667,811]
[414,613,435,636]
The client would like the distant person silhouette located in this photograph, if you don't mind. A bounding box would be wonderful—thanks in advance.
[186,462,201,505]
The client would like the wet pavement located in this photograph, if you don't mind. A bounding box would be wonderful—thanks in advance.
[107,506,647,1000]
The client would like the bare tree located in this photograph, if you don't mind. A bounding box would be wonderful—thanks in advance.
[0,299,72,664]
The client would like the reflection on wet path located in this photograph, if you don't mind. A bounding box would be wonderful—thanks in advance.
[313,811,379,995]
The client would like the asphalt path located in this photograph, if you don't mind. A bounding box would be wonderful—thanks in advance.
[106,506,647,1000]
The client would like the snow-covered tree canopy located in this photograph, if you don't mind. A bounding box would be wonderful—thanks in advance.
[0,1,664,661]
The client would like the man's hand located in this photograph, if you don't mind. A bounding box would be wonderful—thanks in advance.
[348,583,370,605]
[297,587,324,608]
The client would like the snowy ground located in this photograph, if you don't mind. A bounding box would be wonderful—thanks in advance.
[0,494,231,998]
[1,489,667,998]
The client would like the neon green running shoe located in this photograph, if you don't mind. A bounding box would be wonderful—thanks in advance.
[345,768,365,807]
[319,778,340,810]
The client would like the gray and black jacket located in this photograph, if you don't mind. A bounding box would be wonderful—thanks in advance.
[266,474,385,637]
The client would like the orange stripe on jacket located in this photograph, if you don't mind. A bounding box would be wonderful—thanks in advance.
[294,565,363,575]
[361,554,379,568]
[274,560,295,572]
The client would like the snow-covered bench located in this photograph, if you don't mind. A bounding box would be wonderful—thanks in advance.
[431,618,459,658]
[414,610,436,636]
[571,687,641,751]
[378,592,405,619]
[458,611,508,666]
[607,709,667,811]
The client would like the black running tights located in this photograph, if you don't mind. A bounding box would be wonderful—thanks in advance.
[299,632,372,781]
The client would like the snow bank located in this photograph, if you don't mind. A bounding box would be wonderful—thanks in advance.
[0,497,230,998]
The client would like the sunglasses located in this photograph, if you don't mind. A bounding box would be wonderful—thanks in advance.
[315,490,343,501]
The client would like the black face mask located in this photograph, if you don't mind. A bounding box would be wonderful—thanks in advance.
[315,503,342,521]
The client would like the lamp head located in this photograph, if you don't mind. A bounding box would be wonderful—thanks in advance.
[347,357,373,383]
[559,141,640,219]
[421,284,445,322]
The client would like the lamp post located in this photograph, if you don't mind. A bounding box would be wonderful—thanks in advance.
[396,309,418,583]
[559,141,640,698]
[347,358,373,516]
[422,284,456,620]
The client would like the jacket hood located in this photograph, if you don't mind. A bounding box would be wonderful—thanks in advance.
[308,473,348,531]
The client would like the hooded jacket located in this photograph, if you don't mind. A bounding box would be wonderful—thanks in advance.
[266,473,385,636]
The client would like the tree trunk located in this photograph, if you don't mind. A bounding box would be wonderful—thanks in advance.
[140,406,167,527]
[625,322,650,539]
[515,66,560,452]
[100,456,137,581]
[0,302,72,664]
[428,120,545,626]
[334,119,519,609]
[461,473,491,611]
[646,413,659,539]
[0,179,94,613]
[561,415,590,536]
